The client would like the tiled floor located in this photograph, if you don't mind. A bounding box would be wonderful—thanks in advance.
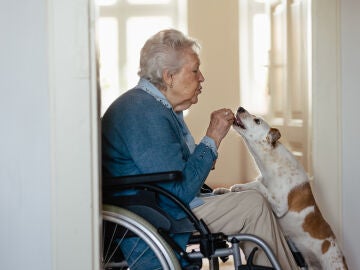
[201,258,235,270]
[187,244,246,269]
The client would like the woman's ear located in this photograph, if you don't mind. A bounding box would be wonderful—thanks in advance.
[162,70,173,89]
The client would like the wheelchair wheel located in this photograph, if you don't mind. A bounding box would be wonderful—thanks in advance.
[102,205,181,270]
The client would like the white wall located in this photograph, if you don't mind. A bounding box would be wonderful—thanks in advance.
[0,2,52,269]
[341,0,360,268]
[0,1,100,269]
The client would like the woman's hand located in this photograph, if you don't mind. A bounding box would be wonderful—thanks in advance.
[206,108,235,149]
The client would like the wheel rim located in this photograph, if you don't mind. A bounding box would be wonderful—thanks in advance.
[101,206,181,270]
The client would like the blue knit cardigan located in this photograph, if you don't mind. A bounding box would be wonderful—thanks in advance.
[102,79,218,219]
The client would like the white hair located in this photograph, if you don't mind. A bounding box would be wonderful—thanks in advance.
[138,29,201,90]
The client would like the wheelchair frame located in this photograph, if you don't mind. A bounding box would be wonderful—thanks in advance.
[101,171,283,270]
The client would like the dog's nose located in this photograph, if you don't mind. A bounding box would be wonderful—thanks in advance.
[237,107,246,113]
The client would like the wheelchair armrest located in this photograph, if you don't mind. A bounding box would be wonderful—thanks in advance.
[102,170,212,235]
[103,171,182,189]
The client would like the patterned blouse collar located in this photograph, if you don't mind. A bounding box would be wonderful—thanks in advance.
[136,78,172,110]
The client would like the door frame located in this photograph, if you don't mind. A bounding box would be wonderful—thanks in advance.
[311,0,343,241]
[48,0,101,269]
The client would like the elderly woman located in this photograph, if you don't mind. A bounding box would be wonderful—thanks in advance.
[102,29,298,269]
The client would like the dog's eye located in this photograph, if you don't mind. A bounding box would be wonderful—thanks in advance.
[254,118,261,125]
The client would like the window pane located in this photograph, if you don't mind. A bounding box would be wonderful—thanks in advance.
[251,13,270,114]
[98,18,120,115]
[96,0,117,6]
[125,16,173,89]
[127,0,171,4]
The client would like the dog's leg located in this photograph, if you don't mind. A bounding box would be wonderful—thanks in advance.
[230,180,288,218]
[230,179,261,193]
[319,239,348,270]
[212,187,231,195]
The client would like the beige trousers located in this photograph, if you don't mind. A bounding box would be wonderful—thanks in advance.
[192,190,299,269]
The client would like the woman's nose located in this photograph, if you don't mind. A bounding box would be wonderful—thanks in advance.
[199,70,205,82]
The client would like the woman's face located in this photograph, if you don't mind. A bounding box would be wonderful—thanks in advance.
[164,49,205,112]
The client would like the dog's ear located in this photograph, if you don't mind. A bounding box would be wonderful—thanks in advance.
[266,128,281,146]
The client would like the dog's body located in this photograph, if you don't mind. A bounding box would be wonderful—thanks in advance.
[215,107,347,270]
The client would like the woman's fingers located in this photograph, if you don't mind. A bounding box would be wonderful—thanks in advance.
[206,108,235,148]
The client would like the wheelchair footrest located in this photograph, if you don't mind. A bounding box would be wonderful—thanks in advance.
[238,247,275,270]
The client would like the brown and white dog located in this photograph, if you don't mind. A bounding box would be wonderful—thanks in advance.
[215,106,347,270]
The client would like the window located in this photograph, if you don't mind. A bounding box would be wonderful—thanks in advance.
[96,0,187,115]
[239,0,270,115]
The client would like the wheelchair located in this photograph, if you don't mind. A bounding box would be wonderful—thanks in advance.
[101,171,304,270]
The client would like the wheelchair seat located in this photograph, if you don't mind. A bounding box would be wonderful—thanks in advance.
[102,171,283,270]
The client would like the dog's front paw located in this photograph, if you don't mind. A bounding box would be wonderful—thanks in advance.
[230,184,247,192]
[213,187,231,195]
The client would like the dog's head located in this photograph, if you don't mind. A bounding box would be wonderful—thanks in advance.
[233,106,281,147]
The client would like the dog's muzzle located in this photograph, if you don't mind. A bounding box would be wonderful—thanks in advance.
[234,107,246,129]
